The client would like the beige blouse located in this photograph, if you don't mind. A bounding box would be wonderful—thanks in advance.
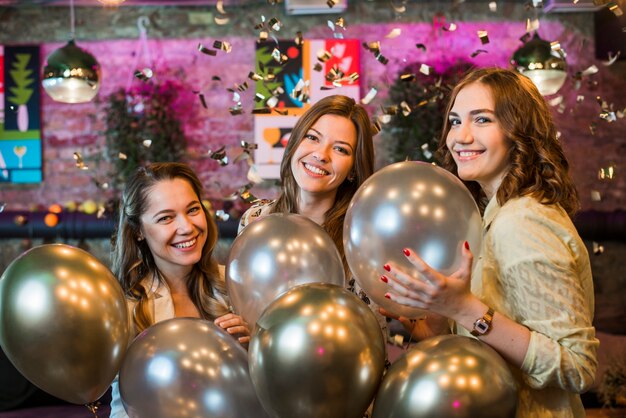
[457,195,599,418]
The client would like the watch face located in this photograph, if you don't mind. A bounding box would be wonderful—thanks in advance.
[475,319,489,334]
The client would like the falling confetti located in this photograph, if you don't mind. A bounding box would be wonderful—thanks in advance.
[592,241,604,255]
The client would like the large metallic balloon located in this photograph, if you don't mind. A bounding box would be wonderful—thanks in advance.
[0,244,129,404]
[120,317,268,418]
[226,213,345,328]
[344,161,482,318]
[249,283,386,418]
[372,335,518,418]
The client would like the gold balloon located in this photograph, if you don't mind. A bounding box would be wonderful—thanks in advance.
[372,335,518,418]
[0,244,130,404]
[249,283,386,418]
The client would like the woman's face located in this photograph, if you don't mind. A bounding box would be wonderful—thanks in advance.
[445,82,512,199]
[139,178,208,279]
[290,114,357,199]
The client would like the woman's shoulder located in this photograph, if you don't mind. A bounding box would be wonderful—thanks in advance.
[238,199,276,232]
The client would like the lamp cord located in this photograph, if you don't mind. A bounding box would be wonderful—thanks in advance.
[70,0,75,40]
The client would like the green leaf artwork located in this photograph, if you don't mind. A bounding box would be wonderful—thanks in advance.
[8,53,34,106]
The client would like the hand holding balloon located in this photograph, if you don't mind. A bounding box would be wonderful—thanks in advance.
[382,243,474,320]
[214,312,251,345]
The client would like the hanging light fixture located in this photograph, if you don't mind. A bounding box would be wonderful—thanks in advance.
[510,32,567,96]
[42,0,101,104]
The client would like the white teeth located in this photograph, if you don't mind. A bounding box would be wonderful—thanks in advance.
[304,163,328,175]
[174,238,196,249]
[459,151,482,157]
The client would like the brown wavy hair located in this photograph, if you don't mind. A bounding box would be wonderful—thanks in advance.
[436,67,579,217]
[111,162,229,333]
[271,95,375,273]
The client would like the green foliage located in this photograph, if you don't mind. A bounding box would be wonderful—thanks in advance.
[8,54,34,105]
[380,62,473,165]
[104,80,187,190]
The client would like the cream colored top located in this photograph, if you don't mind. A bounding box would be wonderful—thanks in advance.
[457,195,599,418]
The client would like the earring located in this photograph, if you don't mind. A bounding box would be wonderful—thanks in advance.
[137,235,144,242]
[347,173,356,182]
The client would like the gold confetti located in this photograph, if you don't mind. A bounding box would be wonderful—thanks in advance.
[419,63,431,75]
[214,15,230,25]
[229,105,243,115]
[213,40,232,53]
[317,49,333,63]
[592,242,604,255]
[400,101,411,116]
[215,209,230,222]
[209,146,229,166]
[143,139,152,147]
[590,190,602,202]
[415,43,427,52]
[442,23,457,32]
[119,152,127,160]
[295,31,304,46]
[361,87,378,105]
[597,165,615,180]
[134,68,153,81]
[385,28,402,39]
[421,143,433,159]
[268,17,281,31]
[526,18,539,33]
[327,0,338,8]
[489,1,497,12]
[477,30,490,45]
[602,51,621,66]
[608,1,623,16]
[73,152,88,170]
[335,17,346,29]
[216,0,226,14]
[198,43,217,56]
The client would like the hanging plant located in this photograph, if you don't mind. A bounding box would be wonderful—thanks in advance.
[379,61,474,165]
[104,79,187,190]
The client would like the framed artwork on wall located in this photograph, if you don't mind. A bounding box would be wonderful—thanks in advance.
[254,38,360,179]
[0,45,42,184]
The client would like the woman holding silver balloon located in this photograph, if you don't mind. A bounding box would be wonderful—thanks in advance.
[108,162,250,418]
[382,68,598,418]
[238,94,389,339]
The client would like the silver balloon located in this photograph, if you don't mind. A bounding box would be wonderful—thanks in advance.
[344,161,482,318]
[120,317,268,418]
[226,213,345,328]
[0,244,129,404]
[372,335,518,418]
[249,283,386,418]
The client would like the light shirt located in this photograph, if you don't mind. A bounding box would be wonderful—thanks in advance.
[457,195,599,418]
[109,269,228,418]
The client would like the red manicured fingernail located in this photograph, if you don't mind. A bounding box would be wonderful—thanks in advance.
[403,248,411,256]
[383,264,391,272]
[380,275,388,283]
[384,293,391,299]
[464,241,470,250]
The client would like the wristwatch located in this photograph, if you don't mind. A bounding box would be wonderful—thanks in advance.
[470,307,494,337]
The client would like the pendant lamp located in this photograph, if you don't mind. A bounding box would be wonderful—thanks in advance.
[510,32,567,96]
[42,0,101,103]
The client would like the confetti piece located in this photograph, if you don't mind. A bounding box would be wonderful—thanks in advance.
[608,2,623,16]
[361,87,378,105]
[0,202,6,213]
[335,17,346,29]
[209,146,229,166]
[548,95,563,106]
[477,30,490,45]
[198,93,208,109]
[442,23,457,32]
[143,139,152,147]
[602,51,621,66]
[421,143,433,159]
[470,49,488,58]
[385,28,402,39]
[419,63,431,75]
[214,15,229,25]
[317,49,333,63]
[268,17,281,31]
[590,190,602,202]
[327,0,338,8]
[598,165,615,180]
[215,210,230,222]
[73,152,88,170]
[213,40,232,53]
[526,18,539,33]
[592,242,604,255]
[400,101,411,116]
[295,31,303,46]
[198,43,217,56]
[489,1,497,12]
[415,43,427,52]
[134,68,153,81]
[119,152,127,160]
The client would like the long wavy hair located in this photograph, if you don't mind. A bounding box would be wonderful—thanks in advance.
[271,95,375,273]
[111,162,229,333]
[436,67,579,217]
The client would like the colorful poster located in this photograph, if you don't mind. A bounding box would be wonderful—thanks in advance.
[254,39,360,179]
[0,45,42,183]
